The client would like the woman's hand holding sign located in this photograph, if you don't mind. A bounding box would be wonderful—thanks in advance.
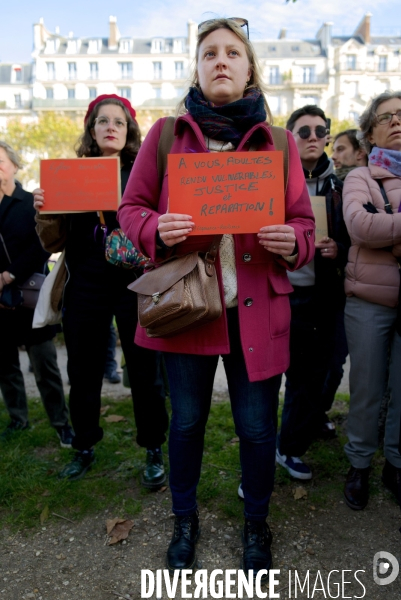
[258,225,296,257]
[157,213,194,247]
[33,188,45,211]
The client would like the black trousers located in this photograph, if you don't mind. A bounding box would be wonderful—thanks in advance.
[63,258,168,451]
[278,285,338,457]
[0,308,68,427]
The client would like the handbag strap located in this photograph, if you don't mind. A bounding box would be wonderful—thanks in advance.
[377,180,393,215]
[0,233,12,264]
[157,116,176,190]
[269,125,289,192]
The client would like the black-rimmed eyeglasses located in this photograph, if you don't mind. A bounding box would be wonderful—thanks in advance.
[375,110,401,125]
[294,125,328,140]
[198,18,249,39]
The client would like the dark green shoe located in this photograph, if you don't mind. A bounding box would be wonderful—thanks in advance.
[141,448,166,490]
[0,419,30,441]
[58,449,95,481]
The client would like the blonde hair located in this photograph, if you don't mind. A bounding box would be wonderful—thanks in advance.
[0,141,22,170]
[177,18,272,123]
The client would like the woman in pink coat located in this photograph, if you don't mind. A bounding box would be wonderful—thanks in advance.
[118,18,314,578]
[342,91,401,511]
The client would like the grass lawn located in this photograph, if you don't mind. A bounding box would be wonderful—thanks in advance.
[0,391,388,531]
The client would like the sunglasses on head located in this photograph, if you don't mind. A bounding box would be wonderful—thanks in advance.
[198,18,249,39]
[295,125,328,140]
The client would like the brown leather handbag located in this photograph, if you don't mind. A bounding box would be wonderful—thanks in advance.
[128,236,222,338]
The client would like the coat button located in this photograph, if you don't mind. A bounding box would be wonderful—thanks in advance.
[141,211,147,217]
[249,347,254,352]
[243,253,252,262]
[244,297,253,307]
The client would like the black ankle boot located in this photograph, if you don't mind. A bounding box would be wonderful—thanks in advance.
[242,519,273,581]
[141,448,166,490]
[166,512,200,572]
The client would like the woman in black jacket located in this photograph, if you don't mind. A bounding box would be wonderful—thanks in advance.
[0,141,72,446]
[33,95,168,483]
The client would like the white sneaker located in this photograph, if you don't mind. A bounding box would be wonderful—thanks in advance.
[276,449,312,480]
[238,483,244,499]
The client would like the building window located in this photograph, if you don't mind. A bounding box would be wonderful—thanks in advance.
[348,81,358,98]
[153,61,162,80]
[68,88,75,99]
[269,67,280,85]
[89,87,97,99]
[89,62,98,79]
[346,55,357,70]
[14,94,22,108]
[68,62,77,80]
[118,87,131,99]
[268,46,277,52]
[88,40,101,54]
[14,68,22,83]
[173,39,184,53]
[45,88,54,99]
[46,62,55,80]
[67,40,78,54]
[153,87,162,99]
[175,61,184,79]
[119,62,132,79]
[175,87,184,98]
[302,66,315,83]
[349,111,359,123]
[120,40,132,53]
[152,39,164,53]
[378,56,388,72]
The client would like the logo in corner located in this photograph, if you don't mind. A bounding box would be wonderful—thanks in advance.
[373,551,399,586]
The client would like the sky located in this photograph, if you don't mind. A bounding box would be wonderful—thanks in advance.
[1,0,400,64]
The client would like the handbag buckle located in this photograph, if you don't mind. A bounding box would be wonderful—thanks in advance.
[152,292,161,304]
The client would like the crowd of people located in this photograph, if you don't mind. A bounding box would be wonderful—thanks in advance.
[1,16,400,582]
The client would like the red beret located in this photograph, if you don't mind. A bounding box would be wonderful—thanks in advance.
[84,94,137,125]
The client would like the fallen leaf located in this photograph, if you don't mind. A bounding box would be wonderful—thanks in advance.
[41,490,51,497]
[106,518,134,545]
[306,547,315,555]
[104,415,126,423]
[293,487,307,500]
[230,437,240,444]
[157,486,167,493]
[100,405,111,415]
[40,505,49,525]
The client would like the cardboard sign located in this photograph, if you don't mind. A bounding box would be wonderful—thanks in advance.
[310,196,328,241]
[40,157,121,213]
[168,152,285,235]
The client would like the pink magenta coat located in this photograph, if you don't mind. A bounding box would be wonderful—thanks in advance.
[118,115,315,382]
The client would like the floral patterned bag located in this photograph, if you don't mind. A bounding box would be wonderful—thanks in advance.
[105,228,149,270]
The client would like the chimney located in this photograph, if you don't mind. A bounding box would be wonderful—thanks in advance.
[354,13,371,43]
[33,18,51,54]
[109,15,120,49]
[187,20,197,60]
[316,22,333,52]
[278,28,287,40]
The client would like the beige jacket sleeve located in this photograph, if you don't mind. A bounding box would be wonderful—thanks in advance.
[35,213,68,254]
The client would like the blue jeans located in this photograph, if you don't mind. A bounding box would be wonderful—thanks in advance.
[163,308,281,521]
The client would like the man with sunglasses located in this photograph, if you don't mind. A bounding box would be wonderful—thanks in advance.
[276,105,350,480]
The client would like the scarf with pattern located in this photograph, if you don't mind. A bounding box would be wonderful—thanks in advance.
[369,147,401,177]
[185,86,267,146]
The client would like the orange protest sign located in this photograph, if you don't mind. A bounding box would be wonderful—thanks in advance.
[168,151,285,235]
[39,157,121,213]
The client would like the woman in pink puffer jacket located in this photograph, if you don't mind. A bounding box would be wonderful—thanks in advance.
[342,90,401,511]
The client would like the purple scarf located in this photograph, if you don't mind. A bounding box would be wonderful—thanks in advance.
[185,87,267,146]
[369,148,401,177]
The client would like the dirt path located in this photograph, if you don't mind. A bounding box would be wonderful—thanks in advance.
[1,466,400,599]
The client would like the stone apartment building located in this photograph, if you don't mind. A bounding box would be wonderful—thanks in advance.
[0,13,400,125]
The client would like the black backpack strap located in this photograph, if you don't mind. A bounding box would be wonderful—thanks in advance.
[377,179,393,215]
[157,116,176,191]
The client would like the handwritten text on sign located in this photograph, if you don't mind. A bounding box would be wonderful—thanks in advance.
[40,157,121,213]
[168,152,285,235]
